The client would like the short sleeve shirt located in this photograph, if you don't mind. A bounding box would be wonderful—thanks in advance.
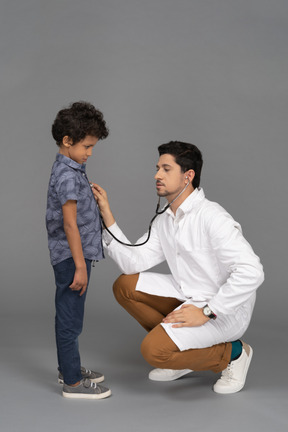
[46,153,104,266]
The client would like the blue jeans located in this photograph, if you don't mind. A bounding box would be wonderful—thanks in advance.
[53,257,92,385]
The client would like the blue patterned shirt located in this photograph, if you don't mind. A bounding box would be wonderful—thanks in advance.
[46,153,104,266]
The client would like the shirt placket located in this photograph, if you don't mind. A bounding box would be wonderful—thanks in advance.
[173,215,185,294]
[176,213,194,299]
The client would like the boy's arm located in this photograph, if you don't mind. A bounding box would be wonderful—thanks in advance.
[62,200,87,296]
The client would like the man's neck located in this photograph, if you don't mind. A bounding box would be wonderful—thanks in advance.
[169,187,194,215]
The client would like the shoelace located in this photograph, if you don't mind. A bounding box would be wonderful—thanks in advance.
[221,363,233,381]
[83,378,97,389]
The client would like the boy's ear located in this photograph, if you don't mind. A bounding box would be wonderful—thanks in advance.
[62,136,73,148]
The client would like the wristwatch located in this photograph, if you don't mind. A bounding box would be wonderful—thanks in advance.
[203,304,217,320]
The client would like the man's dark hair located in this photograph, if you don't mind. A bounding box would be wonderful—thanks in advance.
[52,101,109,146]
[158,141,203,188]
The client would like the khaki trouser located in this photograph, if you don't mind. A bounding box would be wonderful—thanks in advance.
[113,274,232,374]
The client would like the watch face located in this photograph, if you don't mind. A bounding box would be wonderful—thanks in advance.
[203,305,216,320]
[203,306,211,316]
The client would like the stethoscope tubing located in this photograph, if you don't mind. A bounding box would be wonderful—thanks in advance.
[102,180,190,247]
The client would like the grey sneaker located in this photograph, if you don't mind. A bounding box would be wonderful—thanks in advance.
[62,378,111,399]
[58,367,104,384]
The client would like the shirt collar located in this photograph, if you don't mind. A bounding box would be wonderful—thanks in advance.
[56,153,86,172]
[166,187,205,218]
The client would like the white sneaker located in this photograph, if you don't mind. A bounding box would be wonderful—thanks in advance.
[149,368,193,382]
[213,341,253,394]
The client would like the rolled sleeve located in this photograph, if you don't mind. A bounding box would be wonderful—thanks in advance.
[55,173,79,206]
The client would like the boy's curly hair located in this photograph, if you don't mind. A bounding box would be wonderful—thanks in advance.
[52,101,109,146]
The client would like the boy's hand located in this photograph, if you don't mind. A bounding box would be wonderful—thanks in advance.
[69,267,88,296]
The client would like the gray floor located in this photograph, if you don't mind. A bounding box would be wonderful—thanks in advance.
[1,311,287,432]
[1,1,287,430]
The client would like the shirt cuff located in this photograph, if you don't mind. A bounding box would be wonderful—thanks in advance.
[102,222,122,246]
[59,193,78,206]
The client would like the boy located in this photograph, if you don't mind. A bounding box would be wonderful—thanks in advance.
[46,101,111,399]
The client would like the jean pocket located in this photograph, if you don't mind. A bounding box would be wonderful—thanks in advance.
[53,257,75,275]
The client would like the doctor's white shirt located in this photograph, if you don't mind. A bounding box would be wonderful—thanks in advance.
[102,188,264,317]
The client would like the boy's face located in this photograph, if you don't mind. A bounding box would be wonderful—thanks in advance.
[61,135,98,164]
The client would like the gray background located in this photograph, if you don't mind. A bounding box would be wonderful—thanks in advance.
[0,0,287,431]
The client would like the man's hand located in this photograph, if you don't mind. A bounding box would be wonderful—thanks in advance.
[69,267,88,296]
[91,183,115,228]
[162,304,210,328]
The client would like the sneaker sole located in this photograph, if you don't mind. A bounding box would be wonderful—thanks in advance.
[213,346,253,394]
[62,389,112,400]
[58,376,105,385]
[149,369,193,382]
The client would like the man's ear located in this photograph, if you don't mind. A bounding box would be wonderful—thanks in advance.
[62,136,73,148]
[186,169,195,184]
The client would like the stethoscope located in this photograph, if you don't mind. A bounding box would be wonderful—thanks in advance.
[98,177,190,247]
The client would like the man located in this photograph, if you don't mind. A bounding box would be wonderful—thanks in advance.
[92,141,264,394]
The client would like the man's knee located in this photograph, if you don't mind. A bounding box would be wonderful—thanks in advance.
[113,274,139,304]
[141,328,173,368]
[141,333,159,367]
